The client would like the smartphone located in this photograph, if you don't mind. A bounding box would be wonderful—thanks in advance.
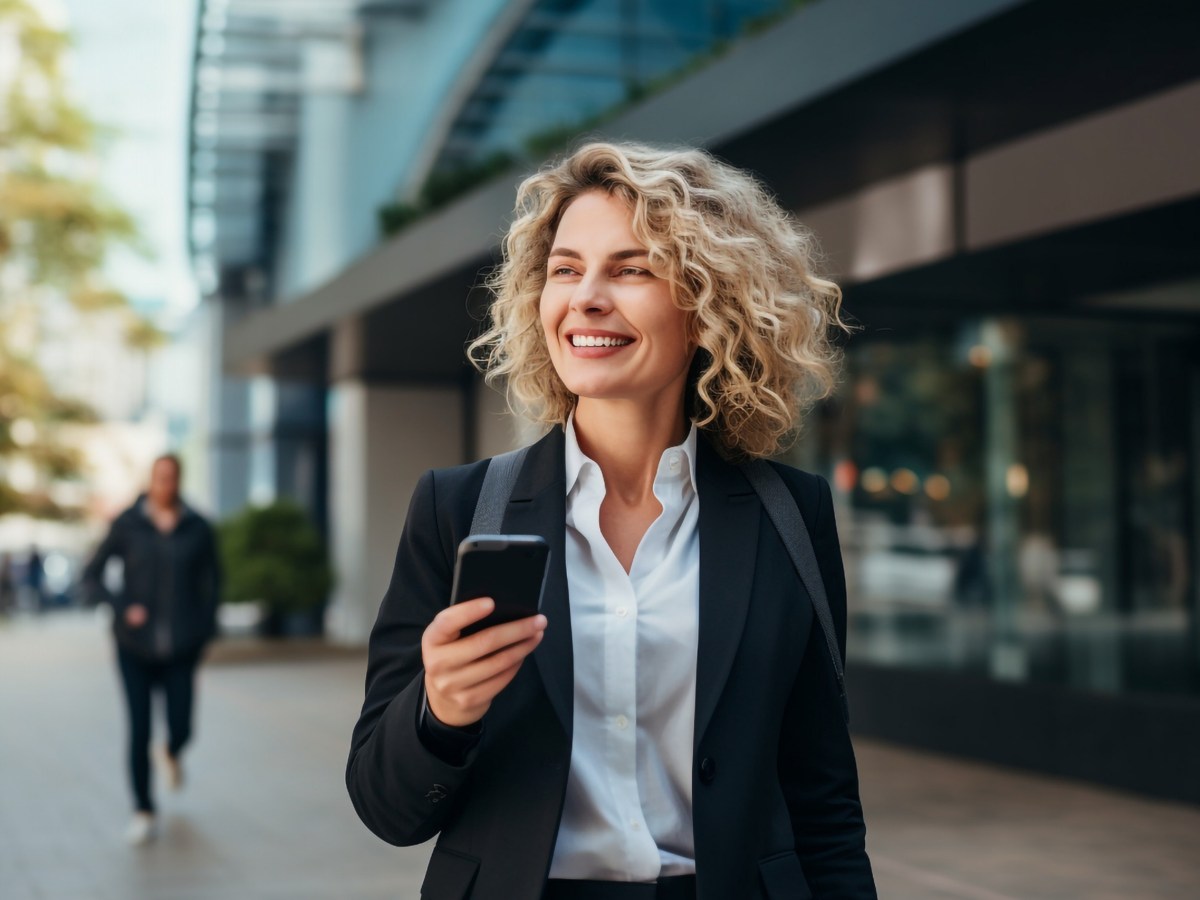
[450,535,550,637]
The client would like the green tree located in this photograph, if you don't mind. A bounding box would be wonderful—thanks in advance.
[0,0,152,518]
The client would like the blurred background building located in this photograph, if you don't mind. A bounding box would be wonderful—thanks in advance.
[189,0,1200,804]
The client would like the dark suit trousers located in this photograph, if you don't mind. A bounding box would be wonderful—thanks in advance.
[116,645,199,812]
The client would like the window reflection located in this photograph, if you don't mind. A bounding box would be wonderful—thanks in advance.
[801,317,1200,697]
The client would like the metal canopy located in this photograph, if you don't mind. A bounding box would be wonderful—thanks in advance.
[431,0,784,172]
[186,0,432,303]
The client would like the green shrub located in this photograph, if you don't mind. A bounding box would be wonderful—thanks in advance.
[218,501,333,615]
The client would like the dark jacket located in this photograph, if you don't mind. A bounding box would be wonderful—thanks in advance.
[82,495,220,660]
[346,429,876,900]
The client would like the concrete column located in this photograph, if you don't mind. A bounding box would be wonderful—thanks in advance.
[470,376,544,461]
[326,381,464,643]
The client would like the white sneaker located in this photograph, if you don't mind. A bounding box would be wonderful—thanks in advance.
[125,812,158,846]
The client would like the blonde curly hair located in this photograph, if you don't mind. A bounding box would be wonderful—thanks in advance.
[469,141,848,459]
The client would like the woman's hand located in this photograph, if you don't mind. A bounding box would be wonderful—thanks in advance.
[422,598,547,728]
[124,604,148,628]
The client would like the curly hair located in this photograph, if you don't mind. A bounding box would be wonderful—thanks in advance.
[468,141,849,459]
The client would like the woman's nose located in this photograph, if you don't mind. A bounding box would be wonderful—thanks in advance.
[570,274,613,315]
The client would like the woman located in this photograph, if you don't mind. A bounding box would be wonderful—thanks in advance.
[347,143,876,899]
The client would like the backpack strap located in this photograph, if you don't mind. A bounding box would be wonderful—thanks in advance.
[741,459,850,723]
[469,446,532,536]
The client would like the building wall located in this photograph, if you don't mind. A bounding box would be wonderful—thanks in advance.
[278,0,516,299]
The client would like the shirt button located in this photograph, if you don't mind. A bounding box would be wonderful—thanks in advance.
[630,819,641,830]
[615,606,628,618]
[668,451,681,472]
[615,715,628,730]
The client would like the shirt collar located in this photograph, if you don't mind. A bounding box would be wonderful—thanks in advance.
[564,411,698,495]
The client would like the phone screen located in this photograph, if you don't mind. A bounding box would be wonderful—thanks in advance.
[451,535,550,636]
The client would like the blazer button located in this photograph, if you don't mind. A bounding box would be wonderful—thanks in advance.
[425,783,449,803]
[699,757,717,785]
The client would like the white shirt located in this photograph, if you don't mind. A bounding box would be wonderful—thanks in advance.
[548,416,701,881]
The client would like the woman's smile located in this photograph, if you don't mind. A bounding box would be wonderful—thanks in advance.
[565,329,637,357]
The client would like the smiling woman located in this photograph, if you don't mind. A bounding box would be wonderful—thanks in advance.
[471,142,849,460]
[346,142,876,900]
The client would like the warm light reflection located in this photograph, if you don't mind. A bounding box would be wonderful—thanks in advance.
[924,473,951,500]
[854,377,880,405]
[861,467,888,493]
[890,468,919,494]
[1006,463,1029,497]
[968,344,992,367]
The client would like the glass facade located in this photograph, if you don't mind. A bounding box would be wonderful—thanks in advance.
[435,0,788,171]
[793,314,1200,698]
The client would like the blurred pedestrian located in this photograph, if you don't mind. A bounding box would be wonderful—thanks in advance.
[22,544,45,612]
[0,551,14,614]
[347,143,876,898]
[81,453,221,845]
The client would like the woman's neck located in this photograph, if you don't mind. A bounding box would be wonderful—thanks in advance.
[573,396,688,504]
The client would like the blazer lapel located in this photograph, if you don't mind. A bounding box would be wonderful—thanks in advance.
[501,428,573,736]
[694,436,761,749]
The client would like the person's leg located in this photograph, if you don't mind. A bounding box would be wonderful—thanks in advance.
[116,646,155,814]
[163,650,199,760]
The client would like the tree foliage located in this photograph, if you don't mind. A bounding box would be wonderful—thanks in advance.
[0,0,154,518]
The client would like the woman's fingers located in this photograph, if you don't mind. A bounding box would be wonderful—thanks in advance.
[425,608,547,671]
[432,631,543,699]
[425,634,540,727]
[425,597,495,645]
[422,605,548,727]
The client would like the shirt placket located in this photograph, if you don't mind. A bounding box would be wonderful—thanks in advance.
[581,470,653,867]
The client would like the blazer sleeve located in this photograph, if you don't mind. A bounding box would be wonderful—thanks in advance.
[346,469,482,846]
[778,474,877,898]
[199,520,221,643]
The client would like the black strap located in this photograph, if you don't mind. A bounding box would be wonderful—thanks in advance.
[468,445,848,721]
[741,460,849,723]
[469,446,530,536]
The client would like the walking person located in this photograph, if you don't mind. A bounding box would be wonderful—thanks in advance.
[82,453,221,845]
[347,142,876,898]
[0,551,15,614]
[22,544,45,612]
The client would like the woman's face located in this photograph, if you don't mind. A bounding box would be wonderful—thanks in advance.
[540,190,693,412]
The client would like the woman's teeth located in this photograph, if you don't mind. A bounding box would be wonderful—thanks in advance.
[571,335,633,347]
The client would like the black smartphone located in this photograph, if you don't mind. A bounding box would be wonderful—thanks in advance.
[450,535,550,637]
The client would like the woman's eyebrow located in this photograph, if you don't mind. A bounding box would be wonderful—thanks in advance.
[547,247,649,261]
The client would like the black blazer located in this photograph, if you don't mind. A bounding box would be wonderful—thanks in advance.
[81,495,220,660]
[347,428,876,900]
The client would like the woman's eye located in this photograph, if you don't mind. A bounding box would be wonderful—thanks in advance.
[617,267,648,277]
[552,266,577,276]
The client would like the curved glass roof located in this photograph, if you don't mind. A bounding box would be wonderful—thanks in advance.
[433,0,791,172]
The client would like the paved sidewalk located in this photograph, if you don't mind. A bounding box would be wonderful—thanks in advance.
[2,612,1198,899]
